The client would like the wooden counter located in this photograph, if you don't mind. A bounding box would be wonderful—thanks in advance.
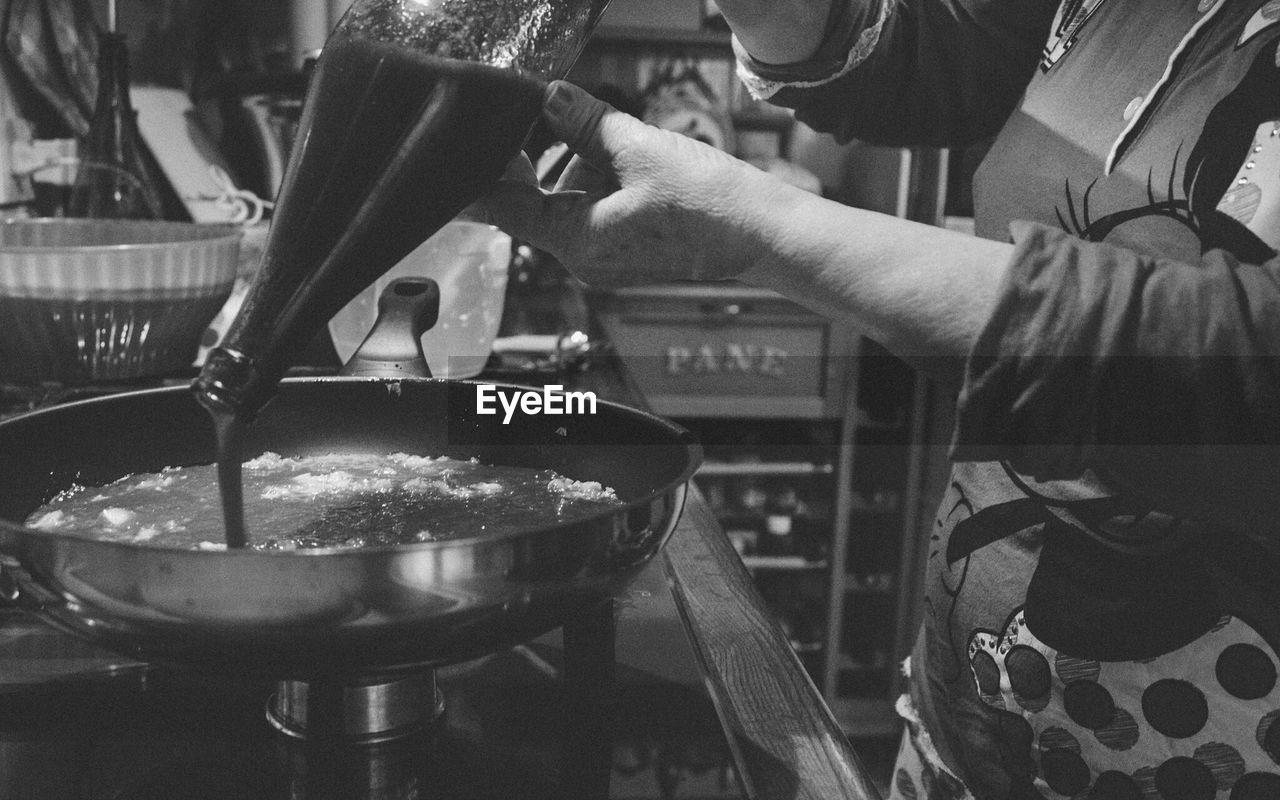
[497,304,882,798]
[662,492,882,800]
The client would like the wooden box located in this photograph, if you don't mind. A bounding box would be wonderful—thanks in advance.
[592,283,855,418]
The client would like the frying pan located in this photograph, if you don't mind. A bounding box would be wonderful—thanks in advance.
[0,291,700,681]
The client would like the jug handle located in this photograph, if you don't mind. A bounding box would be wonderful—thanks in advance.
[338,278,439,379]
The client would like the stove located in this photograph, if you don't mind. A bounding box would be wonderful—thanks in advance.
[0,366,746,800]
[0,566,742,800]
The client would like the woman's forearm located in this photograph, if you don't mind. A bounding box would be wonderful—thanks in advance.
[737,184,1014,384]
[713,0,835,64]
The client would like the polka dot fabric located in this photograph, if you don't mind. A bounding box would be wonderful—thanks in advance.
[961,610,1280,799]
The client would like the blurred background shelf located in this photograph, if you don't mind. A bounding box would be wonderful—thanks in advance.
[828,697,904,740]
[740,555,828,572]
[697,460,834,477]
[591,25,732,48]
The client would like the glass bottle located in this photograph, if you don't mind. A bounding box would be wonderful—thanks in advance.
[762,483,799,557]
[66,31,165,220]
[194,0,609,420]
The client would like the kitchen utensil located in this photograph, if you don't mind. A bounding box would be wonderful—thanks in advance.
[0,218,240,382]
[328,219,511,379]
[196,0,610,422]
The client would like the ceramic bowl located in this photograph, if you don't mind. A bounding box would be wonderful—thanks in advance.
[0,219,241,383]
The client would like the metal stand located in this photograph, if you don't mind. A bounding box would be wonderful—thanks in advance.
[267,671,445,744]
[560,596,616,799]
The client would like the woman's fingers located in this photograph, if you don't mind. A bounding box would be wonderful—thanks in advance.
[542,81,650,181]
[555,153,616,195]
[479,179,593,259]
[478,79,777,286]
[500,151,539,186]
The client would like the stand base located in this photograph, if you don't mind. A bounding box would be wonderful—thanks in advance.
[266,672,445,744]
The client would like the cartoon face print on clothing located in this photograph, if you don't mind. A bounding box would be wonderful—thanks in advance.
[1058,25,1280,262]
[968,608,1280,799]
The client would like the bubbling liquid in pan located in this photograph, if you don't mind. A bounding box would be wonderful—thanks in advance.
[26,452,623,551]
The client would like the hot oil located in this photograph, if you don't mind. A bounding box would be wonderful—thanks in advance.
[28,451,622,550]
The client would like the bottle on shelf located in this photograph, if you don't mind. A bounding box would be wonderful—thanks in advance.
[795,505,831,564]
[66,30,167,220]
[700,475,728,515]
[732,473,768,517]
[760,483,798,557]
[763,593,825,656]
[790,597,827,652]
[798,486,835,564]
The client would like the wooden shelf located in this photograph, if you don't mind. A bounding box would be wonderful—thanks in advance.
[853,408,908,431]
[848,501,900,515]
[590,24,732,48]
[838,654,893,674]
[741,555,829,572]
[697,460,834,478]
[647,395,833,419]
[844,580,895,596]
[790,639,824,655]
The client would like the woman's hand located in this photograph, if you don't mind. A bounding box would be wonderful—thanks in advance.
[479,81,803,286]
[483,79,1014,384]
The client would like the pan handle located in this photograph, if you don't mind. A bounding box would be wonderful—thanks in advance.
[0,529,21,606]
[0,554,44,612]
[0,559,18,606]
[0,532,58,613]
[339,277,440,379]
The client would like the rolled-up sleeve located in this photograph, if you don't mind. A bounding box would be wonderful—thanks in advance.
[735,0,1059,147]
[732,0,893,97]
[953,221,1280,535]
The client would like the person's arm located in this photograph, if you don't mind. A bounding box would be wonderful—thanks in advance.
[951,221,1280,536]
[481,83,1280,537]
[484,82,1013,386]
